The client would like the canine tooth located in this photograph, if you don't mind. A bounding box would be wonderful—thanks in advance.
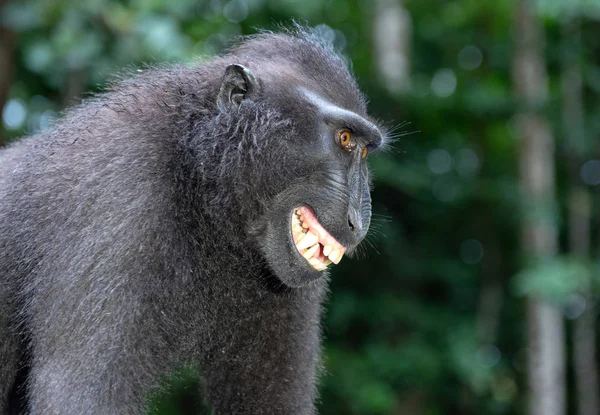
[328,248,341,264]
[293,224,303,233]
[294,232,305,244]
[301,221,309,229]
[296,231,318,249]
[302,244,319,260]
[327,249,340,261]
[324,259,332,266]
[308,258,321,267]
[311,264,327,271]
[323,245,332,257]
[309,259,327,271]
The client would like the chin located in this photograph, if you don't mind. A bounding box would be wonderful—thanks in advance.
[261,205,348,289]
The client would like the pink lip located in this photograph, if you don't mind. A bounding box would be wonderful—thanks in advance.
[296,207,346,254]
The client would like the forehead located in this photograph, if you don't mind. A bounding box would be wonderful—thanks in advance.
[296,65,367,116]
[262,60,367,118]
[301,88,363,123]
[234,34,367,115]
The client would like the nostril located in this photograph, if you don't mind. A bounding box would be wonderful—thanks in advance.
[348,216,356,233]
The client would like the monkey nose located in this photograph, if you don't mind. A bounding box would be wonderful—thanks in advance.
[347,207,366,240]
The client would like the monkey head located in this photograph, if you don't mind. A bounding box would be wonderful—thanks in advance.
[211,35,384,288]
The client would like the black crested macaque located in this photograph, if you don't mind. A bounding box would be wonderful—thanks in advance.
[0,29,385,414]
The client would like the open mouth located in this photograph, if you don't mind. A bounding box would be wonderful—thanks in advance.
[291,207,347,271]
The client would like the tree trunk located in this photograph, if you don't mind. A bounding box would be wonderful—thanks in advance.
[476,233,503,346]
[63,67,88,108]
[561,17,599,415]
[512,2,565,415]
[0,0,16,147]
[574,299,599,415]
[373,0,412,94]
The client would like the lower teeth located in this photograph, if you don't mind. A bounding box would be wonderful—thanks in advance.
[293,211,329,270]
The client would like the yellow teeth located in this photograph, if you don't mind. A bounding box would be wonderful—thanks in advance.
[302,244,320,260]
[329,248,342,264]
[296,231,318,250]
[309,258,328,271]
[291,209,346,271]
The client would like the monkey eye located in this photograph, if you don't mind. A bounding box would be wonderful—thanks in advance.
[338,130,352,148]
[362,147,367,159]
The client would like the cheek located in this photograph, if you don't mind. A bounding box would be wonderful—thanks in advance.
[269,159,329,198]
[251,148,300,196]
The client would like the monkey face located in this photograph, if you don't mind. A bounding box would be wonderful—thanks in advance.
[252,87,383,288]
[216,61,383,288]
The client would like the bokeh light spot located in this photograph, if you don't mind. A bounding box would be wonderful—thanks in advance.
[563,294,586,320]
[39,110,57,131]
[314,24,336,46]
[580,160,600,185]
[492,375,517,402]
[431,68,457,97]
[432,178,459,202]
[2,99,27,130]
[458,45,483,70]
[427,148,452,174]
[460,239,484,264]
[455,148,480,177]
[204,33,229,55]
[476,344,500,368]
[223,0,248,23]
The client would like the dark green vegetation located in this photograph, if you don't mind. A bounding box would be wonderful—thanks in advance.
[1,0,599,414]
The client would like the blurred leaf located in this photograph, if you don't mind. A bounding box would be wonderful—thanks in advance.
[513,256,592,300]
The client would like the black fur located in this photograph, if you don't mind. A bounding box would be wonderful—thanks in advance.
[0,28,382,414]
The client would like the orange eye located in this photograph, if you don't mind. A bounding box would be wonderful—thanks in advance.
[339,130,351,148]
[362,147,368,159]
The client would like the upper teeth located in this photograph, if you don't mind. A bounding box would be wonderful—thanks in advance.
[296,231,318,250]
[292,209,345,271]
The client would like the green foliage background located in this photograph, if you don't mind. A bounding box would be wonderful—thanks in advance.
[2,0,600,414]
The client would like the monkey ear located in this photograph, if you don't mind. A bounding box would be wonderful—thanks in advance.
[217,64,259,112]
